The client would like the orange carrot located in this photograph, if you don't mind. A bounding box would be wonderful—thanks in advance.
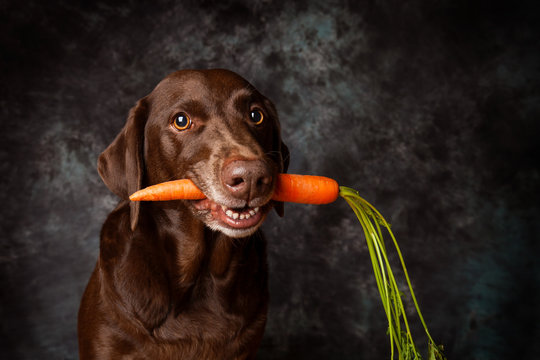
[129,174,339,204]
[129,179,205,201]
[272,174,339,204]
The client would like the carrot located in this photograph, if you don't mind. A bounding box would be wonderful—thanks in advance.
[129,179,205,201]
[272,174,339,204]
[129,174,339,204]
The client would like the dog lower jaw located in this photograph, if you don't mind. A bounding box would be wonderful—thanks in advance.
[206,220,265,238]
[190,198,270,238]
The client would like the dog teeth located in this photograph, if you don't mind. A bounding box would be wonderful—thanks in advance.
[223,206,260,220]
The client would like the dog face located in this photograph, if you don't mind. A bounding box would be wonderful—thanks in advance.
[98,69,289,238]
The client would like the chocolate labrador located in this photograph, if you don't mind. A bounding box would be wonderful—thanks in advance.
[78,69,289,359]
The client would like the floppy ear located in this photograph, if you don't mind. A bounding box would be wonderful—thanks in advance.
[280,140,290,173]
[263,97,290,218]
[273,139,289,217]
[97,98,148,231]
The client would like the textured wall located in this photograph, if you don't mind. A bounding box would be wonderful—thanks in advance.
[1,0,539,359]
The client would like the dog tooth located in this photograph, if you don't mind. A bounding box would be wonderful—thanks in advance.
[232,213,239,220]
[249,210,256,216]
[254,207,259,213]
[245,213,251,219]
[226,210,233,217]
[221,205,227,211]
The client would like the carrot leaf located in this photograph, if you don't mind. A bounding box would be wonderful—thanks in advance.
[339,186,446,360]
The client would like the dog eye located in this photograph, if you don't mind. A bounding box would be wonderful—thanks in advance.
[173,113,191,131]
[249,109,264,125]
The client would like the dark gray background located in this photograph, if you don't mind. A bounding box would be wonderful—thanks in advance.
[1,0,539,359]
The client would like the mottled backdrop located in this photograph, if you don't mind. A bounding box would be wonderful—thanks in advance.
[1,0,539,359]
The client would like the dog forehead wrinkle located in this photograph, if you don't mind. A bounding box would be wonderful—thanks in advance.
[172,99,210,119]
[173,71,249,108]
[148,96,213,124]
[228,89,256,118]
[229,87,253,104]
[152,75,217,111]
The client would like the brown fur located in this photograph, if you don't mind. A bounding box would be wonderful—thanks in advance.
[78,69,289,359]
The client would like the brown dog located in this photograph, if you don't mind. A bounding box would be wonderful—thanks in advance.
[78,69,289,359]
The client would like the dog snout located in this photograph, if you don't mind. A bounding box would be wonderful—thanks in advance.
[221,159,273,202]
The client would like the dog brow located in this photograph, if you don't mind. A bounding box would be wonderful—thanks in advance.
[180,99,210,120]
[228,87,257,115]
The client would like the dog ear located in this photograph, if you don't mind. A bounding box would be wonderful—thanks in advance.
[98,98,148,231]
[280,140,290,173]
[273,139,289,217]
[263,97,290,218]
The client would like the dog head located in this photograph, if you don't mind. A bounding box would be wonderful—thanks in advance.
[98,69,289,237]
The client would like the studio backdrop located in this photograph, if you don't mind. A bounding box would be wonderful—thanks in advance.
[1,0,539,359]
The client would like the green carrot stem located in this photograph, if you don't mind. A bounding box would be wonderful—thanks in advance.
[339,186,446,360]
[345,196,414,359]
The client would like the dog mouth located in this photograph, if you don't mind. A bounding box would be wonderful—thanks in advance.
[191,197,269,234]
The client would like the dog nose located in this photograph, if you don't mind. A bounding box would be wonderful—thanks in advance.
[221,160,273,202]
